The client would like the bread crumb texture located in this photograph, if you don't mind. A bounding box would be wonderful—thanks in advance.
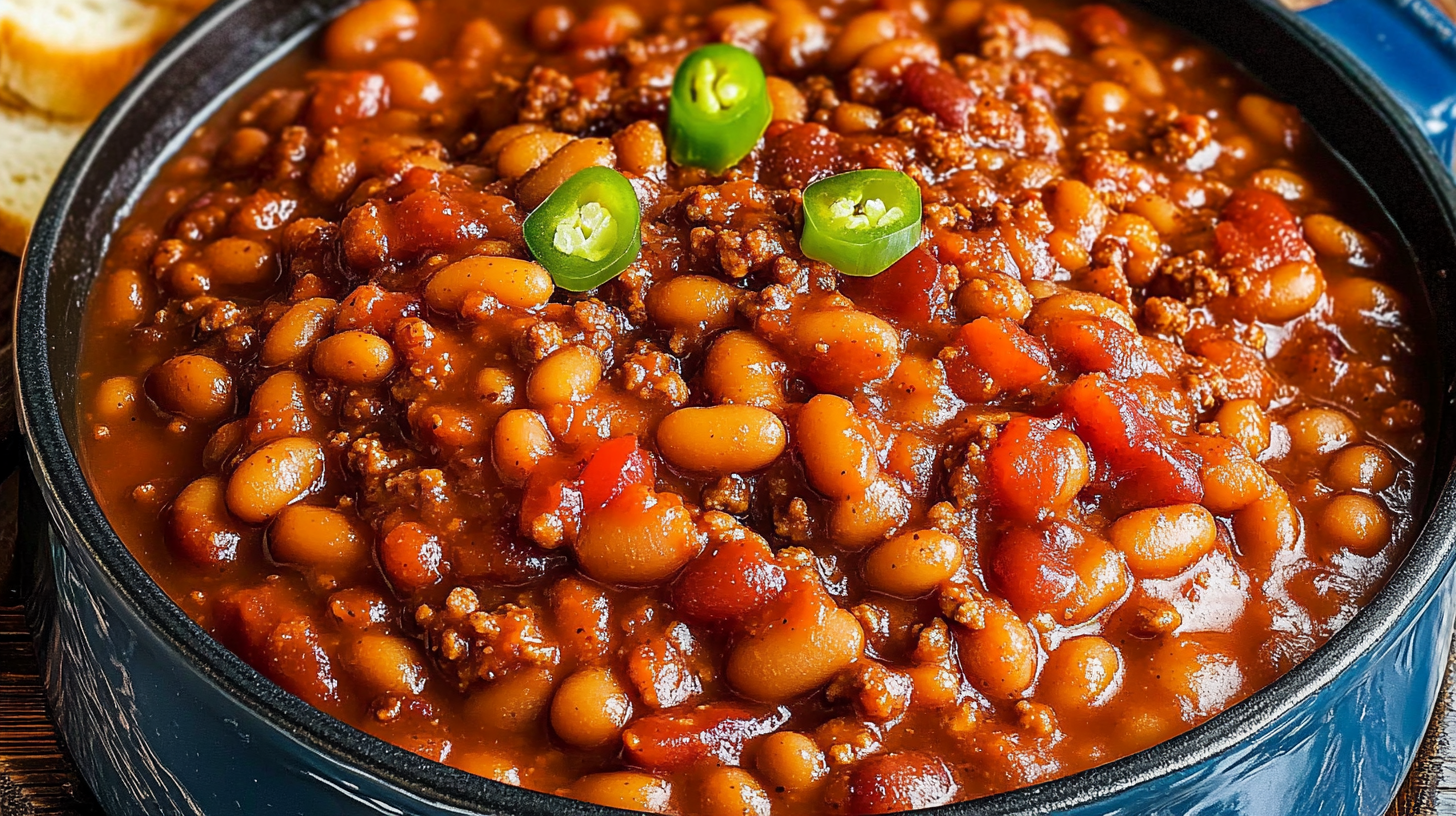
[0,0,208,254]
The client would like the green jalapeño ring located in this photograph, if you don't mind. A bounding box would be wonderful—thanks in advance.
[800,169,924,277]
[668,43,773,174]
[523,166,644,292]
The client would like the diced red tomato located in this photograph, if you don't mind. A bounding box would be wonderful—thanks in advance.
[761,122,843,190]
[391,189,492,258]
[990,522,1128,624]
[307,70,389,130]
[990,526,1078,618]
[520,458,585,546]
[1215,189,1314,273]
[842,247,948,324]
[264,619,341,708]
[579,435,655,510]
[340,168,506,267]
[336,284,422,336]
[215,583,306,661]
[1075,4,1130,46]
[379,522,447,593]
[943,317,1052,401]
[391,317,456,385]
[1060,374,1204,508]
[885,431,938,495]
[411,404,484,453]
[903,63,977,132]
[674,534,786,622]
[986,416,1088,522]
[1035,313,1147,379]
[1186,329,1275,404]
[621,703,789,771]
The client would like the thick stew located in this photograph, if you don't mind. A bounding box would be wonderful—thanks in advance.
[77,0,1429,812]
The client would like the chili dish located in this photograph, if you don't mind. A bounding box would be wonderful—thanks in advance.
[76,0,1429,813]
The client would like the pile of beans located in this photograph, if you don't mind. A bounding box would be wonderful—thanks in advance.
[78,0,1427,813]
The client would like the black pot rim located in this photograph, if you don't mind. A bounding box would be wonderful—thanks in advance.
[15,0,1456,813]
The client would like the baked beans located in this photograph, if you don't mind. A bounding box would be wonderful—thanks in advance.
[77,0,1429,812]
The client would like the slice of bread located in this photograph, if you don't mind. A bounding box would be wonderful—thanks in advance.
[142,0,214,12]
[0,105,86,256]
[0,0,190,119]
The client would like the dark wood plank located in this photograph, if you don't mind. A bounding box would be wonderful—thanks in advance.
[1385,647,1455,815]
[0,607,101,816]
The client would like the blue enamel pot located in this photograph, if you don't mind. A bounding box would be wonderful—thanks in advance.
[14,0,1456,814]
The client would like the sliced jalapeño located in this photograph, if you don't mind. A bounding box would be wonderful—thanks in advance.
[523,166,643,292]
[668,44,772,174]
[800,169,923,277]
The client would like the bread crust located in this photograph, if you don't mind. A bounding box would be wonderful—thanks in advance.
[0,0,203,256]
[0,11,186,119]
[0,208,29,257]
[0,105,86,259]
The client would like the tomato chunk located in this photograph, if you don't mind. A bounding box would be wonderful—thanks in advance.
[519,458,585,547]
[1215,189,1314,272]
[990,522,1130,624]
[392,189,492,258]
[215,584,341,709]
[842,247,948,325]
[903,63,976,131]
[673,533,786,622]
[621,703,789,771]
[1035,313,1147,379]
[579,435,655,510]
[761,122,842,190]
[216,583,304,660]
[1060,374,1203,508]
[336,283,422,335]
[943,317,1052,401]
[986,416,1089,522]
[264,618,342,709]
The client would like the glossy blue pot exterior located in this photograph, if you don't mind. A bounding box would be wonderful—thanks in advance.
[16,1,1456,815]
[1303,0,1456,166]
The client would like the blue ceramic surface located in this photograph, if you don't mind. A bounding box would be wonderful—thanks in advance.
[1302,0,1456,165]
[16,1,1456,815]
